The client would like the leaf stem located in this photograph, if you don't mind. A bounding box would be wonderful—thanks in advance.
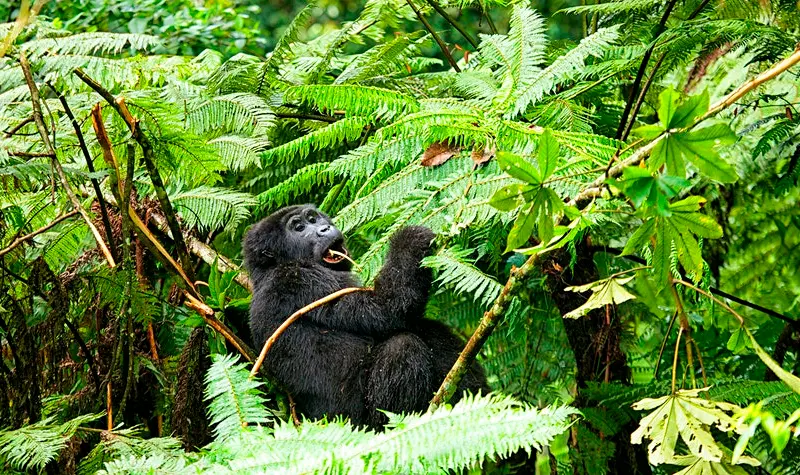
[407,0,461,72]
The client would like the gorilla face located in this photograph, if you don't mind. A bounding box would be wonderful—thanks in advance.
[244,205,351,271]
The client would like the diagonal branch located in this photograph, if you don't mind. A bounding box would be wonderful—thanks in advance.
[18,52,116,267]
[0,210,79,257]
[614,0,679,140]
[426,0,478,49]
[407,0,461,72]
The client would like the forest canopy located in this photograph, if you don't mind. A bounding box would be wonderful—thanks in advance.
[1,0,799,473]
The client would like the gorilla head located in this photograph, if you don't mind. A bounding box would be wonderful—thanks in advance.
[243,205,351,272]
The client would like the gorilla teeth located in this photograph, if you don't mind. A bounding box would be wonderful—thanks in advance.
[323,249,345,264]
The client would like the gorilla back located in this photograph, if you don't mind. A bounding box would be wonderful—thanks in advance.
[243,205,487,428]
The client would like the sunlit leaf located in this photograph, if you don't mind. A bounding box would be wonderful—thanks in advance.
[631,388,745,465]
[563,275,636,319]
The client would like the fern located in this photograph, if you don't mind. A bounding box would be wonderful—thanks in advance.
[0,413,103,472]
[171,186,258,234]
[283,84,421,121]
[204,354,273,440]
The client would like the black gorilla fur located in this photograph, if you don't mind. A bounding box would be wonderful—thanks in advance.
[243,205,487,427]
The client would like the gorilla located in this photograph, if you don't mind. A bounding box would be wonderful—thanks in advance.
[243,204,486,428]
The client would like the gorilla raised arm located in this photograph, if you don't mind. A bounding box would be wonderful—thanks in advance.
[243,205,486,427]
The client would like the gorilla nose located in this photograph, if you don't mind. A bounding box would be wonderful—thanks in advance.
[317,225,332,236]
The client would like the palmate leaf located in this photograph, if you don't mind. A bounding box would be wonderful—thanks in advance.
[670,454,756,475]
[631,388,749,466]
[563,275,637,319]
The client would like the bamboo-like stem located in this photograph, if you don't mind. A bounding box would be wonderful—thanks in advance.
[0,210,78,257]
[407,0,461,72]
[671,327,684,393]
[49,82,117,260]
[75,68,195,282]
[18,52,116,267]
[106,382,113,431]
[250,287,366,377]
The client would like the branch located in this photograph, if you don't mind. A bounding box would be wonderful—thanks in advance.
[591,246,797,325]
[3,116,33,137]
[406,0,461,72]
[275,112,338,123]
[18,52,116,267]
[426,0,478,49]
[147,210,252,291]
[429,253,543,409]
[184,292,256,362]
[572,46,800,207]
[250,287,365,377]
[48,82,117,260]
[5,150,54,157]
[74,68,195,282]
[0,210,79,257]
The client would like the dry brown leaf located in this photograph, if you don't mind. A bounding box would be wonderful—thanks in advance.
[471,143,496,165]
[421,141,461,167]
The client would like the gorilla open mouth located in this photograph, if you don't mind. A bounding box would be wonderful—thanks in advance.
[322,239,348,264]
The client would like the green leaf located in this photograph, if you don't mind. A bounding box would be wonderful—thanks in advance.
[669,212,723,239]
[669,90,709,129]
[669,196,706,213]
[497,151,542,185]
[490,184,536,211]
[537,129,559,180]
[668,223,703,278]
[505,202,537,252]
[726,327,748,354]
[633,124,665,140]
[658,88,681,129]
[672,126,739,183]
[621,219,656,256]
[563,276,636,319]
[653,220,672,285]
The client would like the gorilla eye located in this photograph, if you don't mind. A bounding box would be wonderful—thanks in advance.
[294,223,305,232]
[308,215,317,224]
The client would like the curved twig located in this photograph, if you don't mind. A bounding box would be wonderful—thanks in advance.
[249,287,367,378]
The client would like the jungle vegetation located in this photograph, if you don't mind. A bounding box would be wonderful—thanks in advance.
[1,0,799,473]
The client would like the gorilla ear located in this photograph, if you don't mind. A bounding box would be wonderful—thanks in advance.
[243,221,279,270]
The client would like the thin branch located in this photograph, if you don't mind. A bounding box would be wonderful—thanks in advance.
[592,246,797,325]
[426,0,478,49]
[250,287,366,377]
[183,292,256,362]
[275,111,338,123]
[0,210,79,257]
[3,116,33,137]
[5,150,55,157]
[614,0,679,140]
[18,52,116,267]
[74,68,195,282]
[672,326,684,393]
[572,46,800,207]
[407,0,461,72]
[621,52,667,140]
[48,81,117,260]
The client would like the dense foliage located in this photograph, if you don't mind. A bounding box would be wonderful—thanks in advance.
[1,0,799,473]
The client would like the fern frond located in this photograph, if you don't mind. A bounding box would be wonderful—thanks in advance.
[0,413,103,472]
[508,26,619,118]
[21,32,159,56]
[284,84,421,120]
[262,117,369,166]
[187,93,275,137]
[172,186,257,234]
[204,354,273,440]
[423,247,503,307]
